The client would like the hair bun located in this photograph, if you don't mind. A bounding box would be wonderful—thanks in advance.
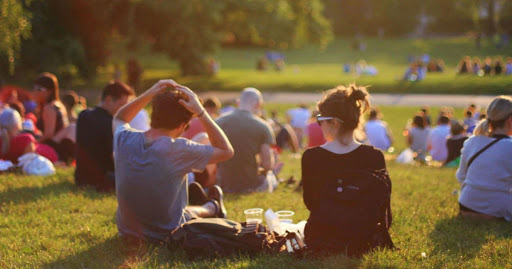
[350,86,368,101]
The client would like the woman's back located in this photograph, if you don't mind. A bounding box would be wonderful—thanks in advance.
[302,145,386,209]
[456,135,512,190]
[302,145,392,256]
[456,135,512,221]
[409,127,429,153]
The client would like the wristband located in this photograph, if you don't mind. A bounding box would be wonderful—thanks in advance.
[197,109,206,118]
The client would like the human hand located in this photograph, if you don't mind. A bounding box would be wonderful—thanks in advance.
[148,79,177,95]
[175,85,204,115]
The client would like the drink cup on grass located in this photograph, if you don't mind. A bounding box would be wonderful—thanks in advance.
[244,208,263,224]
[276,210,295,224]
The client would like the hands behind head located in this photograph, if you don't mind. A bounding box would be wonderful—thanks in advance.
[149,79,204,116]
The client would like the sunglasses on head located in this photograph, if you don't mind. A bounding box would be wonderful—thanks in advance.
[316,114,343,126]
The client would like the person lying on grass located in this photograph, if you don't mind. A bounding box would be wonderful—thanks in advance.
[112,79,234,243]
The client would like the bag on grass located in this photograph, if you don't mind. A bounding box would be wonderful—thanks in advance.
[18,153,55,176]
[171,218,304,258]
[305,169,395,257]
[396,148,414,164]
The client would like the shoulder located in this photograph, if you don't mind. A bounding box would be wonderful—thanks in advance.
[357,144,385,164]
[13,133,36,143]
[302,147,322,162]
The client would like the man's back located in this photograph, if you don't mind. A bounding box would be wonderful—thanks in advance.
[75,107,115,191]
[114,124,212,241]
[216,110,275,193]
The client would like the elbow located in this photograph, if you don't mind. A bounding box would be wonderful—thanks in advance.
[219,147,234,163]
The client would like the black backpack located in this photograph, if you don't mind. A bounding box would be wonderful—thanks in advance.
[171,218,305,258]
[305,169,395,257]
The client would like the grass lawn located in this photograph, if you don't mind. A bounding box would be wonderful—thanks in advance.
[73,37,512,96]
[1,105,511,268]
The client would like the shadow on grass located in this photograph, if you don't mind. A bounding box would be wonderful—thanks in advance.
[42,234,362,268]
[41,236,180,268]
[429,216,512,260]
[0,180,113,206]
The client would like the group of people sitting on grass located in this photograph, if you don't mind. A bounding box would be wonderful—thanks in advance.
[0,74,89,166]
[458,56,512,76]
[401,104,485,167]
[1,74,511,256]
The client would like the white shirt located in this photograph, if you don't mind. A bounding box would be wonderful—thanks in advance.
[287,108,311,129]
[428,124,450,161]
[129,109,150,131]
[365,120,391,151]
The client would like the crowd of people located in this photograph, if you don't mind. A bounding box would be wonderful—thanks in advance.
[1,73,511,257]
[458,56,512,76]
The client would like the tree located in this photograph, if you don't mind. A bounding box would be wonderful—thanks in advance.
[0,0,32,75]
[134,0,332,75]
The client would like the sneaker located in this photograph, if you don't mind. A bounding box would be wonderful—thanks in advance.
[208,185,227,218]
[188,182,209,206]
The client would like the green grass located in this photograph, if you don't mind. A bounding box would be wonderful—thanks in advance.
[1,105,511,268]
[84,37,512,96]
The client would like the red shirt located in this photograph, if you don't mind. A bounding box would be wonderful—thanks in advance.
[307,122,326,148]
[0,133,35,163]
[182,118,205,139]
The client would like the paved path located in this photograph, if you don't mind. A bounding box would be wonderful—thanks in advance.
[199,92,498,108]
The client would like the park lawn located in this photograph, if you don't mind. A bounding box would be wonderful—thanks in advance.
[84,37,512,96]
[1,105,511,268]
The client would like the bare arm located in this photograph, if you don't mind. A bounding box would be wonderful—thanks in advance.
[259,143,274,171]
[176,85,234,164]
[40,104,56,141]
[113,79,176,133]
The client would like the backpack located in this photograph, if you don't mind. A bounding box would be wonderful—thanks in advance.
[170,218,305,258]
[305,169,395,257]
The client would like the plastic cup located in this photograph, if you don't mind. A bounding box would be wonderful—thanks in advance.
[276,210,295,224]
[244,208,263,224]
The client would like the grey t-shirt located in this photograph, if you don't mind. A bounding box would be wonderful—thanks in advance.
[409,127,430,154]
[216,109,276,193]
[114,123,213,241]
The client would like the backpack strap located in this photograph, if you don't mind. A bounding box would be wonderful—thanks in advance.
[467,137,506,169]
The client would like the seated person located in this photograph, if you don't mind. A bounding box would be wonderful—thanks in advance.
[306,111,326,148]
[216,87,277,193]
[61,91,79,123]
[365,108,393,151]
[0,108,35,163]
[113,80,234,243]
[33,73,74,163]
[444,120,468,167]
[407,115,430,161]
[456,96,512,221]
[183,97,221,139]
[302,84,393,256]
[427,116,451,162]
[286,104,311,149]
[75,81,134,192]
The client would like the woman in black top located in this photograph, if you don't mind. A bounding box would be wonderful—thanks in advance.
[301,84,393,256]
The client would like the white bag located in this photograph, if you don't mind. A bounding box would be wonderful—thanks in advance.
[396,148,414,164]
[18,153,56,176]
[0,160,14,171]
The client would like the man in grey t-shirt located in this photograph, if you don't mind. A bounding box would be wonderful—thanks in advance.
[216,87,277,193]
[112,80,234,242]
